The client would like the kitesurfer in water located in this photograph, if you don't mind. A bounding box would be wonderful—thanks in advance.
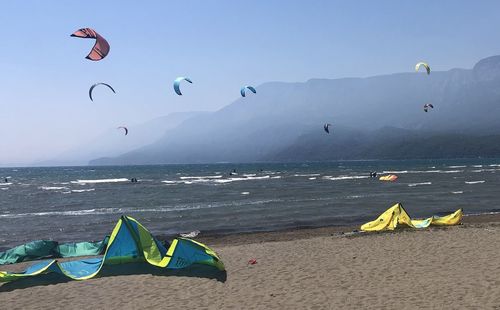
[130,177,138,183]
[369,172,378,178]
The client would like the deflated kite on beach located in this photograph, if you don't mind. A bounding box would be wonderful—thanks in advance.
[361,203,463,232]
[0,216,224,283]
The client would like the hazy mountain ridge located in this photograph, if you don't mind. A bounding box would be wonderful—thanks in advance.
[91,55,500,165]
[37,111,209,166]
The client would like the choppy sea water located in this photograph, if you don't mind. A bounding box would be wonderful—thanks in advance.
[1,159,500,248]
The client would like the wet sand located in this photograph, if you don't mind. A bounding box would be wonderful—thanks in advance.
[2,214,500,309]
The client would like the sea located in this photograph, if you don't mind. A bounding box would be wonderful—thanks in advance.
[1,159,500,248]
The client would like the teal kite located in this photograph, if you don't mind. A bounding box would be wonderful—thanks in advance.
[240,86,256,97]
[173,77,193,96]
[0,216,224,282]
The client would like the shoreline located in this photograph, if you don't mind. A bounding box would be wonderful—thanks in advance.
[192,212,500,247]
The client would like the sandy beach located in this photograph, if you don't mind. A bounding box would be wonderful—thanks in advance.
[2,215,500,309]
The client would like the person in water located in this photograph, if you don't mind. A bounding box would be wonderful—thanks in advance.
[369,172,378,178]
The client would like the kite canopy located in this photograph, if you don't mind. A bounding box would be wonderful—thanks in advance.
[323,123,332,134]
[89,83,116,101]
[0,216,224,283]
[117,126,128,136]
[423,103,434,112]
[173,77,193,96]
[240,86,256,97]
[415,62,431,74]
[379,174,398,182]
[0,238,108,265]
[71,28,110,61]
[361,203,463,232]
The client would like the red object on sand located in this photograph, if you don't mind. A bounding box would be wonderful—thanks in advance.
[248,258,257,265]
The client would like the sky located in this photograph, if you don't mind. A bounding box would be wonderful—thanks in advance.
[2,0,500,165]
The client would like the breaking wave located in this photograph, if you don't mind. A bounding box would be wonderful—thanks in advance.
[408,182,432,187]
[71,178,129,184]
[465,180,485,184]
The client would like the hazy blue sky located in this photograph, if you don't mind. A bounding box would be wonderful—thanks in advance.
[2,0,500,164]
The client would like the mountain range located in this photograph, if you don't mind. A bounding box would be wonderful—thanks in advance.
[88,55,500,165]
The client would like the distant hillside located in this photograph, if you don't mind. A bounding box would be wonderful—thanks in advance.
[38,111,209,166]
[91,55,500,165]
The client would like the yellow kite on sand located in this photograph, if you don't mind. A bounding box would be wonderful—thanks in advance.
[361,203,462,232]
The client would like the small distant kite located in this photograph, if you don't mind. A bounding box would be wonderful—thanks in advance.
[240,86,256,97]
[173,77,192,96]
[71,28,110,61]
[423,103,434,112]
[89,83,115,101]
[415,62,431,75]
[324,123,332,134]
[117,126,128,136]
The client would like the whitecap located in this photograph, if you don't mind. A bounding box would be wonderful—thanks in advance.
[40,186,69,190]
[71,189,95,193]
[180,175,223,180]
[408,182,432,187]
[241,192,250,195]
[447,165,466,168]
[323,175,369,181]
[294,174,321,177]
[71,178,129,184]
[214,175,271,184]
[465,181,485,184]
[451,191,463,194]
[308,177,317,180]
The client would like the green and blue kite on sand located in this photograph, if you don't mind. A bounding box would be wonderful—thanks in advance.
[0,215,224,283]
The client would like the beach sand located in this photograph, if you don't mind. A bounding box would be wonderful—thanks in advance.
[2,215,500,309]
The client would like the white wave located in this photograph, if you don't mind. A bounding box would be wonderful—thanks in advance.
[382,170,462,174]
[243,174,256,177]
[472,165,483,168]
[271,176,282,179]
[0,199,282,219]
[214,175,271,183]
[408,182,432,187]
[71,178,129,184]
[308,177,317,180]
[451,191,463,194]
[53,182,70,185]
[0,183,12,186]
[71,189,95,193]
[162,180,179,184]
[241,192,250,195]
[40,186,69,190]
[323,175,369,181]
[180,175,223,180]
[447,165,466,168]
[346,195,363,199]
[465,181,485,184]
[471,169,497,173]
[1,188,8,190]
[489,164,500,167]
[294,173,321,177]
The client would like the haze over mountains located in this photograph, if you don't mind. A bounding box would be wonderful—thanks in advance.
[36,112,207,166]
[84,55,500,165]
